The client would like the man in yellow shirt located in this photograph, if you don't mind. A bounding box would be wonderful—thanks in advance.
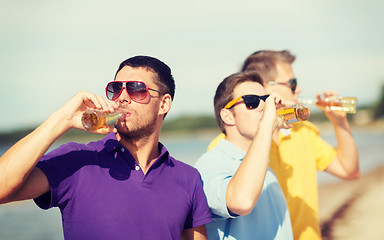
[208,50,359,240]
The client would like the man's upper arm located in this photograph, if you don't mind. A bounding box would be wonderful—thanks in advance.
[10,167,50,202]
[196,152,234,219]
[181,225,208,240]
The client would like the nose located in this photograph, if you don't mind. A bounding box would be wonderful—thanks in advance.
[259,98,267,110]
[116,87,132,104]
[295,85,302,95]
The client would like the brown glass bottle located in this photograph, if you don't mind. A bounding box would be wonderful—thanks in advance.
[81,109,124,131]
[276,104,310,124]
[300,96,357,114]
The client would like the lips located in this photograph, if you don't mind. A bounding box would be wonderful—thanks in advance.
[116,104,131,119]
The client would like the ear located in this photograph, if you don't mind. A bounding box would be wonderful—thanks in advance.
[158,94,172,116]
[220,108,235,126]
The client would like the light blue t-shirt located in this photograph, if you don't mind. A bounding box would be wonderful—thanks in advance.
[195,140,293,240]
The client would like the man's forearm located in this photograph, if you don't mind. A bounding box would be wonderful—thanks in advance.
[0,111,69,201]
[333,118,360,179]
[226,120,274,215]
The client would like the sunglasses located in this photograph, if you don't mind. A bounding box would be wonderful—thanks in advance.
[105,81,163,102]
[267,78,297,94]
[224,94,270,109]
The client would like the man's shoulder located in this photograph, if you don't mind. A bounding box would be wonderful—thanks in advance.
[301,120,319,129]
[47,141,88,156]
[41,138,106,162]
[171,157,195,168]
[196,146,221,163]
[169,157,201,176]
[293,121,320,134]
[195,143,232,171]
[165,157,205,191]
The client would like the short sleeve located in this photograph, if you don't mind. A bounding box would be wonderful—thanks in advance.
[195,150,239,219]
[304,122,337,171]
[314,137,337,171]
[184,171,212,229]
[33,142,88,209]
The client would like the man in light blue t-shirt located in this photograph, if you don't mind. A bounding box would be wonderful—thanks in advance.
[195,71,293,240]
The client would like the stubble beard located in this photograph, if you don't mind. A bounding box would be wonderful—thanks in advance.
[116,114,159,141]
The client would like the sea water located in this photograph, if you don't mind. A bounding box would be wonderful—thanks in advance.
[0,130,383,239]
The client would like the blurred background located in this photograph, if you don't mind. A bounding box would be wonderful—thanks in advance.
[0,0,383,239]
[0,0,383,132]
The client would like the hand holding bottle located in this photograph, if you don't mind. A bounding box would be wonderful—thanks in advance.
[300,91,358,126]
[56,91,119,134]
[264,93,294,130]
[300,91,357,114]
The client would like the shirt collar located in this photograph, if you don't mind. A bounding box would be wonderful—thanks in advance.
[103,133,121,152]
[217,139,246,161]
[157,142,172,166]
[102,133,173,166]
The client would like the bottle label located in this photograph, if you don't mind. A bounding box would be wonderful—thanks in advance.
[276,108,299,123]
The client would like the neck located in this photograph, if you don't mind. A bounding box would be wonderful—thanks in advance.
[225,130,252,153]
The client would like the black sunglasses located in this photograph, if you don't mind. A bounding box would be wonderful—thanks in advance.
[105,81,163,102]
[267,78,297,94]
[224,94,270,109]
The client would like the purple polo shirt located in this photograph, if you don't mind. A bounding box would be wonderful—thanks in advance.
[34,133,211,240]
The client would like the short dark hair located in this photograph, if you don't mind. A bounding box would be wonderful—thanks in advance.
[241,50,295,83]
[115,56,175,100]
[214,71,264,134]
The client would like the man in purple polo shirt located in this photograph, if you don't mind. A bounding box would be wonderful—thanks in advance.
[0,56,212,239]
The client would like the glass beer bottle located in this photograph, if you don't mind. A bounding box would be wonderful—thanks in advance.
[276,104,311,124]
[81,109,126,131]
[300,96,357,114]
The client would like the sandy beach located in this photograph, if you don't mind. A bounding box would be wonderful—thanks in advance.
[319,165,384,239]
[315,120,384,239]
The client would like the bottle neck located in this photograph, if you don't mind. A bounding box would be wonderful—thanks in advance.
[298,98,316,105]
[299,96,357,114]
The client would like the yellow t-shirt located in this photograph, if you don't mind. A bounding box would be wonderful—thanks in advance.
[207,133,225,151]
[207,121,336,240]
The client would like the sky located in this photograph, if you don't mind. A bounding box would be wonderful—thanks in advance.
[0,0,383,133]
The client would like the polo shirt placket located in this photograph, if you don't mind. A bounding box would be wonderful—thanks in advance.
[117,145,167,189]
